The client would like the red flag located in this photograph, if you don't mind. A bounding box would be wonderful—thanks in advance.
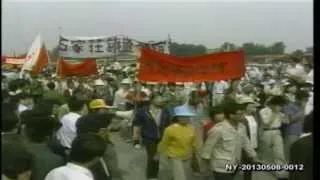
[57,58,98,77]
[21,35,49,75]
[137,48,245,82]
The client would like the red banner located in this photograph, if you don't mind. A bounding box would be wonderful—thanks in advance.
[137,48,245,82]
[4,58,25,65]
[57,58,98,77]
[2,54,27,65]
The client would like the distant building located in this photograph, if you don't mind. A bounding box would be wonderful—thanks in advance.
[305,47,313,56]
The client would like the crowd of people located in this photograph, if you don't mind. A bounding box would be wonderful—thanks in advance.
[1,57,313,180]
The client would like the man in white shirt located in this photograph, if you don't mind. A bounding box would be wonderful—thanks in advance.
[113,78,131,109]
[201,102,259,180]
[56,96,87,150]
[237,97,260,180]
[45,134,107,180]
[212,80,229,106]
[259,96,289,179]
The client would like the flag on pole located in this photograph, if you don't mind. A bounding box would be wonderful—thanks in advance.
[137,48,245,82]
[56,58,98,77]
[20,35,49,77]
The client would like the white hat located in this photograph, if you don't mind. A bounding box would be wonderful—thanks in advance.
[121,78,132,84]
[94,79,105,86]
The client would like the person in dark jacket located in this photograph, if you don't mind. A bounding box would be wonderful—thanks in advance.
[2,143,33,180]
[289,112,313,180]
[132,94,171,180]
[23,109,65,180]
[76,113,123,180]
[238,97,261,180]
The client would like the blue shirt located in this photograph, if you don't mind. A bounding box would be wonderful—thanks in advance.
[282,102,305,135]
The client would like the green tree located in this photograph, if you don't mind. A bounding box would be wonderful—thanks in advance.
[220,42,237,51]
[242,42,257,55]
[169,42,207,56]
[269,42,286,54]
[291,49,304,57]
[241,42,286,55]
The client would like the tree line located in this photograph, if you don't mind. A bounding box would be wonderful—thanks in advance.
[169,41,287,56]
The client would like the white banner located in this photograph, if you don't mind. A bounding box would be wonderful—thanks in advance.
[22,35,42,71]
[58,35,169,59]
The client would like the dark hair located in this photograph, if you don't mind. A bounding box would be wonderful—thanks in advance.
[2,90,9,100]
[22,110,55,142]
[2,107,19,132]
[125,102,135,110]
[295,91,310,101]
[76,113,113,134]
[32,100,55,116]
[303,112,313,133]
[68,96,86,112]
[189,90,199,98]
[2,144,32,179]
[16,79,31,89]
[223,102,245,118]
[8,80,19,92]
[268,96,287,106]
[47,82,55,90]
[42,98,64,106]
[209,106,225,118]
[69,134,107,163]
[16,93,33,101]
[283,83,297,93]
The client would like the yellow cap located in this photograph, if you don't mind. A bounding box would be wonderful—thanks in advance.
[89,99,109,109]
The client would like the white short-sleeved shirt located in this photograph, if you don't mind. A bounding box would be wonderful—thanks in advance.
[259,107,286,128]
[305,92,313,115]
[45,163,94,180]
[214,81,229,94]
[56,112,81,148]
[201,121,257,173]
[113,88,129,107]
[245,115,258,149]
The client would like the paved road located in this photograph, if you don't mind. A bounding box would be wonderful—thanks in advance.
[110,132,276,180]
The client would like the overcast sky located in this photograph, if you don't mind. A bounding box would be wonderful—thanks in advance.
[2,1,313,54]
